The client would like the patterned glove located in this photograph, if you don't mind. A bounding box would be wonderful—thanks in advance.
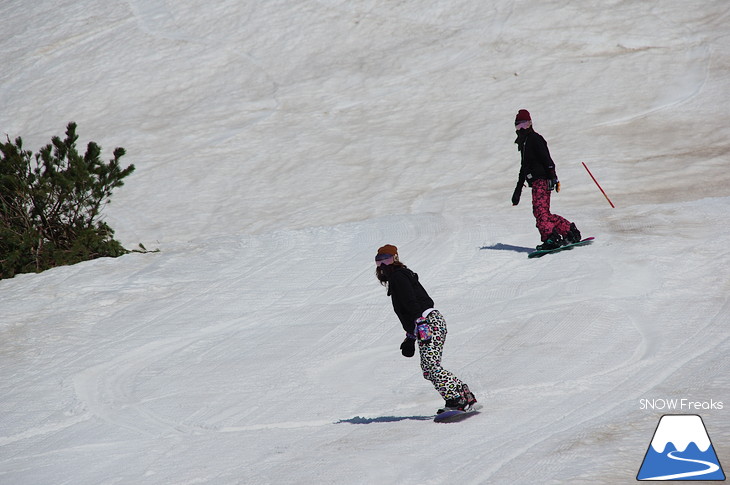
[415,317,432,343]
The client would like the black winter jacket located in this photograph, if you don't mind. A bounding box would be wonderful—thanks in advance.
[383,265,435,334]
[515,128,557,187]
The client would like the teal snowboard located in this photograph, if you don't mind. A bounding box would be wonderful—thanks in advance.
[528,237,595,259]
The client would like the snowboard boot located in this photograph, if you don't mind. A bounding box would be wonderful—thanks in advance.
[565,223,582,244]
[461,384,477,407]
[536,229,565,250]
[437,395,468,414]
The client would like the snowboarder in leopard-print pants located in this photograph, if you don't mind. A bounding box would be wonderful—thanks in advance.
[375,244,477,413]
[418,310,465,400]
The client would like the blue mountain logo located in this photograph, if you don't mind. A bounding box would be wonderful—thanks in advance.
[637,414,725,481]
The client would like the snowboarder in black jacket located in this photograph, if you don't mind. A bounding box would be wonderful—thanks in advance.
[511,109,581,250]
[374,244,476,413]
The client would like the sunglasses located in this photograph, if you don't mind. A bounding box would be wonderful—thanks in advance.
[375,254,395,266]
[515,120,532,130]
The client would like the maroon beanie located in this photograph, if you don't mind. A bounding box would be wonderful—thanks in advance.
[515,109,531,124]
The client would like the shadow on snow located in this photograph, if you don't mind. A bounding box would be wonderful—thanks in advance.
[480,243,533,253]
[335,415,433,424]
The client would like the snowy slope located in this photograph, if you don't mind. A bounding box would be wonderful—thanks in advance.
[1,1,729,484]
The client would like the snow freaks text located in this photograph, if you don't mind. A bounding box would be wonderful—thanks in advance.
[639,399,724,411]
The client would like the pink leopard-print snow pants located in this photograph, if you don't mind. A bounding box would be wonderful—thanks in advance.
[531,179,571,241]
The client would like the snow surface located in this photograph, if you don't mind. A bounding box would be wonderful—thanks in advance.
[1,1,729,484]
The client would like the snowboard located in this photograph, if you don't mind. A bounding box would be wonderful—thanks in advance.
[528,237,595,259]
[434,404,482,423]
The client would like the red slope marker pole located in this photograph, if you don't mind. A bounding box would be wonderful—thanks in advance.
[582,162,615,208]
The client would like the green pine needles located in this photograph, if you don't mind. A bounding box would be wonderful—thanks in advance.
[1,122,136,279]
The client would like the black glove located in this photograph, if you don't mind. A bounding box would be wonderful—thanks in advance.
[400,337,415,357]
[549,178,560,192]
[512,185,522,205]
[512,177,525,205]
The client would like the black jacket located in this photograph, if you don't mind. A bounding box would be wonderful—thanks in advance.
[515,128,557,187]
[383,265,434,334]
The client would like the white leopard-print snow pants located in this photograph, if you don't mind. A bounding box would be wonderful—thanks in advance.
[418,310,465,400]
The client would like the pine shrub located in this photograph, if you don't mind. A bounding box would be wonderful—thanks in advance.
[0,122,135,279]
